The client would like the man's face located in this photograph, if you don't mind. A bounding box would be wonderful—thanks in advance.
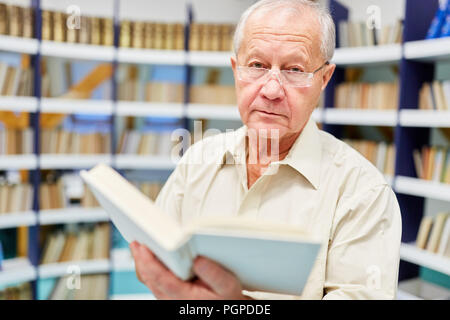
[231,6,335,140]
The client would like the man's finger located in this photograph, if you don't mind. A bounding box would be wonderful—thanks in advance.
[132,243,194,299]
[192,256,241,298]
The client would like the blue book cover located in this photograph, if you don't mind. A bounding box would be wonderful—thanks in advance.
[439,1,450,37]
[426,0,448,39]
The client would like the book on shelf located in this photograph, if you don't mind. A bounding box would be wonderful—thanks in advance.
[416,213,450,257]
[189,23,235,52]
[41,10,114,46]
[81,164,321,295]
[0,282,32,300]
[426,213,449,253]
[426,0,450,39]
[120,21,185,50]
[413,146,450,183]
[0,128,34,155]
[0,4,34,39]
[0,62,34,97]
[40,129,111,155]
[40,222,110,265]
[0,182,33,214]
[117,130,175,157]
[190,85,237,105]
[419,81,450,111]
[334,81,399,110]
[338,19,403,47]
[49,274,109,300]
[343,140,395,176]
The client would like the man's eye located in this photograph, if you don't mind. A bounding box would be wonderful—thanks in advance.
[250,62,265,68]
[289,67,303,72]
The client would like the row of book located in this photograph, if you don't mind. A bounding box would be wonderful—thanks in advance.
[189,23,235,52]
[338,20,403,48]
[0,183,33,214]
[40,130,111,155]
[426,0,450,39]
[0,62,34,97]
[0,4,34,39]
[419,81,450,111]
[343,140,395,176]
[413,146,450,183]
[117,130,174,157]
[416,212,450,257]
[0,283,32,300]
[118,80,184,103]
[334,82,399,110]
[40,223,110,264]
[0,128,34,155]
[120,21,184,50]
[49,274,109,300]
[42,10,113,46]
[39,181,99,211]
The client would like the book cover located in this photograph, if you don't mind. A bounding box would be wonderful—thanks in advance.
[81,164,322,295]
[426,0,448,39]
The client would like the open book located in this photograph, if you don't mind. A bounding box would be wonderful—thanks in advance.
[81,164,322,296]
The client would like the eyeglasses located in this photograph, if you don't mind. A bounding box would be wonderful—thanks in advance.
[236,61,330,88]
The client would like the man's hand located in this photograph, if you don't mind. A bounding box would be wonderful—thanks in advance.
[129,241,251,300]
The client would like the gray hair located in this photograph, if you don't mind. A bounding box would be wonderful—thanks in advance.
[233,0,335,62]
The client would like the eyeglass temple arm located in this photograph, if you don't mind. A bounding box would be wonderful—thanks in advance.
[312,61,330,74]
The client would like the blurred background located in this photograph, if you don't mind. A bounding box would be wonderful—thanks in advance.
[0,0,449,300]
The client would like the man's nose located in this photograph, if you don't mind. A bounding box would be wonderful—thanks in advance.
[260,71,285,101]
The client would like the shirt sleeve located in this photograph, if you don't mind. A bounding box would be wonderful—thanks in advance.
[323,183,402,300]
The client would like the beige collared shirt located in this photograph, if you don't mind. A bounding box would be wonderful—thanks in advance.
[156,117,402,300]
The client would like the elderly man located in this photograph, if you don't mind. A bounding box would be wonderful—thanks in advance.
[130,0,402,300]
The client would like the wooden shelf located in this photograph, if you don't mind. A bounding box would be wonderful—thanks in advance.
[187,51,232,67]
[395,176,450,202]
[40,98,113,115]
[0,211,37,229]
[186,104,240,120]
[40,154,113,169]
[324,109,397,126]
[40,41,115,61]
[399,110,450,128]
[404,38,450,62]
[0,258,37,287]
[400,242,450,276]
[0,155,37,170]
[0,96,38,112]
[0,35,39,55]
[331,44,402,66]
[114,155,177,170]
[38,259,111,279]
[117,48,185,65]
[39,207,109,225]
[116,101,184,117]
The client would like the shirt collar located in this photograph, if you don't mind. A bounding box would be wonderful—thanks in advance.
[222,117,322,189]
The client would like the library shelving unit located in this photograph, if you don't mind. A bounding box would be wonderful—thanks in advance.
[328,0,450,297]
[1,0,449,299]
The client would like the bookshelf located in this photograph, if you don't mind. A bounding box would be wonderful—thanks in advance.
[331,44,402,66]
[0,211,37,230]
[400,243,450,276]
[37,259,111,279]
[0,35,39,55]
[38,208,109,225]
[0,0,449,299]
[404,37,450,62]
[0,257,37,287]
[0,96,38,112]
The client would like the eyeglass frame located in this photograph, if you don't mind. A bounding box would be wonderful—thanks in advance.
[236,61,330,88]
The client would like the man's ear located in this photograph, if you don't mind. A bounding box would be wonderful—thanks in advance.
[231,56,237,74]
[321,63,336,91]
